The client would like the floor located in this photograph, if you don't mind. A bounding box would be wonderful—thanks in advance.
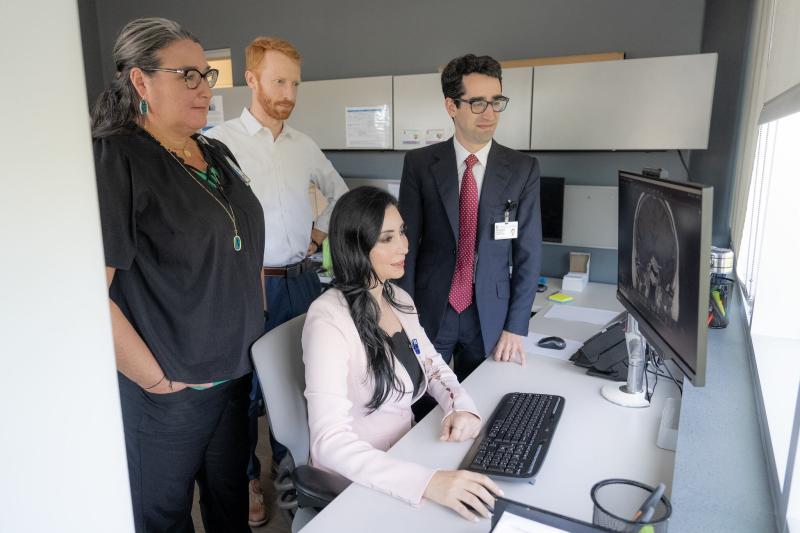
[191,417,292,533]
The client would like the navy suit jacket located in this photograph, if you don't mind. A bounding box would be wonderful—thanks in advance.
[397,138,542,354]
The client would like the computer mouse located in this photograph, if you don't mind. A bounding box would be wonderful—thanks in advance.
[537,336,566,350]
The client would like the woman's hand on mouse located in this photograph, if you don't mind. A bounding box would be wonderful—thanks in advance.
[440,411,481,442]
[423,470,503,522]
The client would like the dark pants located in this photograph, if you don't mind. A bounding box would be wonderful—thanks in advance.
[248,269,321,480]
[118,373,251,533]
[435,302,486,381]
[412,302,486,421]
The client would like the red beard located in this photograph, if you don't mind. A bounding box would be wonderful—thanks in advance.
[258,91,295,121]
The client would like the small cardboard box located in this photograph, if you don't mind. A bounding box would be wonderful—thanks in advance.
[562,252,590,292]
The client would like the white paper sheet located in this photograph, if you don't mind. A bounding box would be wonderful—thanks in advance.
[492,511,568,533]
[522,331,583,361]
[400,128,421,146]
[203,95,225,130]
[543,305,620,326]
[425,128,446,144]
[345,105,391,148]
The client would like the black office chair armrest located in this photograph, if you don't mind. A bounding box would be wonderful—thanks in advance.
[292,465,352,509]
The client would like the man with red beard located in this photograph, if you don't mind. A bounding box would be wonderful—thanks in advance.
[206,36,348,527]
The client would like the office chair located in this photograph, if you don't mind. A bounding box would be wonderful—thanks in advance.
[251,314,351,531]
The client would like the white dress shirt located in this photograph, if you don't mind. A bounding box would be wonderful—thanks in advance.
[206,108,349,266]
[453,137,492,198]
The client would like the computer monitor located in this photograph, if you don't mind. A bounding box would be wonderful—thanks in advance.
[616,171,713,387]
[540,176,565,243]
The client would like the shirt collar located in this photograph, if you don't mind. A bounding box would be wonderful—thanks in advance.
[240,107,294,140]
[453,136,492,168]
[240,107,263,136]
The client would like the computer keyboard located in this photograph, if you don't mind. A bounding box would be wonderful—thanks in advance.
[460,392,565,481]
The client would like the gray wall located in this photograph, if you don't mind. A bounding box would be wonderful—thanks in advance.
[687,0,754,247]
[78,0,751,283]
[77,0,104,104]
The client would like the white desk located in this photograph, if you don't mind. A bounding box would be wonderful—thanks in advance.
[302,280,679,532]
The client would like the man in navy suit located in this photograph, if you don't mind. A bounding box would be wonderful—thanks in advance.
[398,54,541,381]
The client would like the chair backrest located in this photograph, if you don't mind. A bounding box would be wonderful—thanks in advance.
[251,314,310,467]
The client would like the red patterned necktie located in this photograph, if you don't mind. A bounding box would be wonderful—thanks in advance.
[449,154,480,313]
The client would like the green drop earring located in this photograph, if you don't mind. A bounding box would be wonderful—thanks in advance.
[138,99,149,115]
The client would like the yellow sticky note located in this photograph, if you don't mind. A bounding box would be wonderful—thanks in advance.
[548,293,574,303]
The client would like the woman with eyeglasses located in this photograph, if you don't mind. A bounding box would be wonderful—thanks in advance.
[91,18,264,532]
[303,187,503,522]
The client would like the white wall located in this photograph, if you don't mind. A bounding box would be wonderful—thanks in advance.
[0,2,134,531]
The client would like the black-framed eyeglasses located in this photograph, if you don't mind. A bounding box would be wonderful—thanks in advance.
[143,67,220,89]
[453,96,510,114]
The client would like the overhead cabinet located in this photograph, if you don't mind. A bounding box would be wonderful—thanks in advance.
[392,67,533,151]
[530,53,718,150]
[288,75,393,149]
[213,54,717,152]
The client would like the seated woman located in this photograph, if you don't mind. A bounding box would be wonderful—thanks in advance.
[302,186,502,522]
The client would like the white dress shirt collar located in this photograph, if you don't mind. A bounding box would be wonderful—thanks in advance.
[240,107,295,141]
[453,137,491,197]
[453,136,491,169]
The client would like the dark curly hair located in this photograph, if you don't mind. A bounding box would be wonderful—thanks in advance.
[441,54,503,107]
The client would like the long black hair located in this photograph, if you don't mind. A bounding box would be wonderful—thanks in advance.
[329,186,413,412]
[91,18,200,138]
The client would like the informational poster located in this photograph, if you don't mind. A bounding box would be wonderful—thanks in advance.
[425,128,447,145]
[204,95,225,130]
[345,105,391,148]
[401,129,421,146]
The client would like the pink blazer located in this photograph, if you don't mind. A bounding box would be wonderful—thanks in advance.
[302,285,479,505]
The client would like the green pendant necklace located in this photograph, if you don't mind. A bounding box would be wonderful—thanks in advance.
[160,139,242,252]
[175,158,242,252]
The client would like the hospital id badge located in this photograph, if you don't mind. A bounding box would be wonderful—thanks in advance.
[494,221,518,240]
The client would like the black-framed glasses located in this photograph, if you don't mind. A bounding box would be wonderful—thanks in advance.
[143,67,219,89]
[453,96,510,114]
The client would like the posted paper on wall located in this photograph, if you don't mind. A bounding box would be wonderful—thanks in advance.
[345,105,391,148]
[401,129,421,146]
[425,128,447,145]
[204,95,225,130]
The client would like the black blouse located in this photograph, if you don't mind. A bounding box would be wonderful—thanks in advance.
[94,126,265,383]
[389,329,423,397]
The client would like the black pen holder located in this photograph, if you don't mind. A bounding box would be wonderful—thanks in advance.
[591,479,671,532]
[708,275,734,329]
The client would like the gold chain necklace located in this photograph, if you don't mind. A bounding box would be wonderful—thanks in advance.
[152,138,242,252]
[147,129,192,159]
[143,127,242,251]
[166,139,191,159]
[163,143,242,252]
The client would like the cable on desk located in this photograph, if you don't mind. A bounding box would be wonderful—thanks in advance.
[649,346,683,396]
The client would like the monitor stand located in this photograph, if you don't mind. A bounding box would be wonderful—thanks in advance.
[600,315,650,408]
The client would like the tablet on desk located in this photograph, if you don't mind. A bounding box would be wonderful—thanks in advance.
[491,497,611,532]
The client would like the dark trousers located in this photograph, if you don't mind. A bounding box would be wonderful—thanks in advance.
[248,269,321,480]
[412,302,485,421]
[118,373,251,533]
[435,302,486,381]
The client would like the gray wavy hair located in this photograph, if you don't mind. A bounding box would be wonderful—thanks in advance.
[90,17,200,138]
